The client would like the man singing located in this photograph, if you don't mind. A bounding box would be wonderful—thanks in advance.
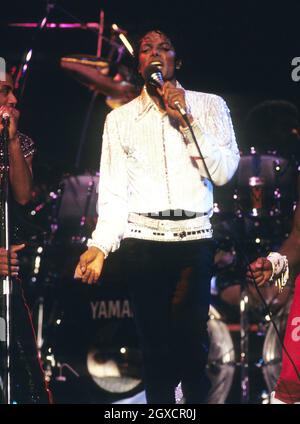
[75,29,240,404]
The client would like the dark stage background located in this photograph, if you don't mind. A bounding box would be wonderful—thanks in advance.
[1,0,300,404]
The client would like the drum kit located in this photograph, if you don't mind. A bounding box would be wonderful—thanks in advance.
[21,149,297,404]
[10,11,299,404]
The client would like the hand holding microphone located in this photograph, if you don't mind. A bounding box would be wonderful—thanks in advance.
[144,64,190,126]
[0,106,19,141]
[159,82,186,114]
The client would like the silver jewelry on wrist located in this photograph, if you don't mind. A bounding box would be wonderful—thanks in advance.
[267,252,289,292]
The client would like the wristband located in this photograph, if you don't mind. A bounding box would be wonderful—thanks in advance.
[266,252,289,292]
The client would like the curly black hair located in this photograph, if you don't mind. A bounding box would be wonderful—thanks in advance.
[126,27,182,87]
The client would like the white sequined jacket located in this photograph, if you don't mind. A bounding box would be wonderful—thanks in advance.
[88,83,240,256]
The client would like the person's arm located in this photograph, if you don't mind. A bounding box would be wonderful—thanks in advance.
[278,200,300,272]
[247,193,300,287]
[9,136,33,204]
[158,83,239,186]
[180,94,240,186]
[0,106,33,204]
[74,111,128,283]
[74,246,105,284]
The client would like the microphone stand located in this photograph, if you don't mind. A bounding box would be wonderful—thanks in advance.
[0,116,12,404]
[75,9,104,170]
[240,281,250,403]
[14,0,56,102]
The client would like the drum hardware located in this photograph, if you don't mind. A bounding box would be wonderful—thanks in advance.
[76,89,100,170]
[213,203,221,214]
[249,176,264,217]
[9,22,102,30]
[213,148,297,316]
[41,171,247,403]
[10,7,139,172]
[212,200,293,405]
[240,287,250,403]
[239,272,294,403]
[0,112,13,404]
[260,390,270,404]
[175,305,236,404]
[49,174,99,245]
[214,150,297,219]
[41,284,236,403]
[36,296,45,353]
[37,268,144,403]
[42,352,80,384]
[55,363,80,382]
[61,56,110,70]
[226,323,260,333]
[36,149,296,403]
[59,20,138,168]
[21,147,297,403]
[111,23,135,57]
[262,299,292,394]
[60,55,138,105]
[47,188,63,237]
[78,178,95,240]
[57,16,137,110]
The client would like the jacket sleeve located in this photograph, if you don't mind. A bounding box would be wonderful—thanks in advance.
[180,95,240,186]
[87,112,128,257]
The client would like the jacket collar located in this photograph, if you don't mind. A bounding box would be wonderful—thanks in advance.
[137,81,184,120]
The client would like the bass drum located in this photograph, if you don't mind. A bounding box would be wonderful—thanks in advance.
[44,273,236,405]
[206,305,236,403]
[213,151,298,218]
[42,249,143,404]
[176,305,236,404]
[51,173,100,244]
[262,299,292,393]
[43,284,144,404]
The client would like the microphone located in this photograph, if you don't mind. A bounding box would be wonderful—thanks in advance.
[144,64,187,117]
[1,113,10,154]
[1,112,10,127]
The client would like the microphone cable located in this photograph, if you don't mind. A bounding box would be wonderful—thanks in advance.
[145,64,216,186]
[147,69,300,398]
[178,111,216,188]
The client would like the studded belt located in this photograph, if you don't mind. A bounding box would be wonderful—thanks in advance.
[123,212,213,242]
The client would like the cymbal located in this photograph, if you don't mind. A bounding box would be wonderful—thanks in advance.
[61,55,110,75]
[60,55,139,108]
[105,81,140,108]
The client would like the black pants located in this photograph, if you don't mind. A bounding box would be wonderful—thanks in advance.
[120,238,215,404]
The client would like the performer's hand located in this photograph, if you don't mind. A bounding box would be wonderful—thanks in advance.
[74,246,104,284]
[157,82,191,126]
[246,257,273,286]
[0,105,20,140]
[0,244,25,277]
